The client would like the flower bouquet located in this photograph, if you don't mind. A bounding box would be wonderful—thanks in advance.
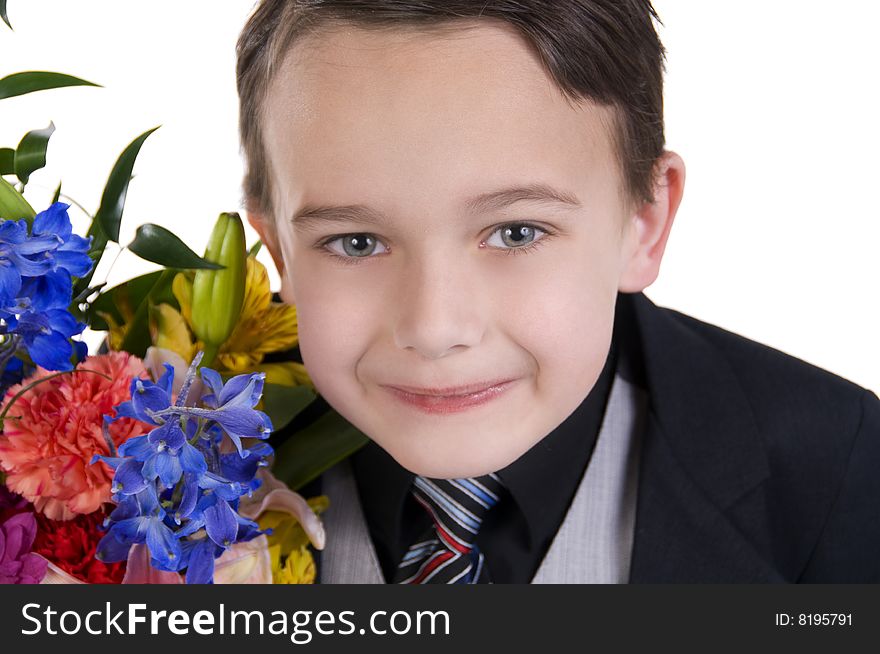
[0,6,367,585]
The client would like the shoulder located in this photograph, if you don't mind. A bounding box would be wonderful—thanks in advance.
[655,305,880,580]
[624,291,877,475]
[661,305,876,445]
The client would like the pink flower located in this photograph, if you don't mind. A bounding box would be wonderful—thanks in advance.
[0,508,47,584]
[0,352,153,520]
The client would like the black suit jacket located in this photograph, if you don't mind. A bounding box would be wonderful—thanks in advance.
[300,290,880,582]
[624,291,880,582]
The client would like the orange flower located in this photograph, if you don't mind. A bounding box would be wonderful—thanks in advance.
[0,352,152,520]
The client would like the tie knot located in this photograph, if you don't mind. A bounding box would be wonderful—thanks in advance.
[411,473,505,551]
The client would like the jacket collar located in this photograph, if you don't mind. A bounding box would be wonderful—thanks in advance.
[622,291,782,582]
[627,291,770,508]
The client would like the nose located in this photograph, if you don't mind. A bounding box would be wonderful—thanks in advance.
[392,251,486,360]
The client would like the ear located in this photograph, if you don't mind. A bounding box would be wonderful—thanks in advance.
[246,210,296,305]
[618,151,686,293]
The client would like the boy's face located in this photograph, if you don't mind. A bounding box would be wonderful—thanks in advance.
[257,21,670,478]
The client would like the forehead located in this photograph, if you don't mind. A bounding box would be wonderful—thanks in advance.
[262,20,621,215]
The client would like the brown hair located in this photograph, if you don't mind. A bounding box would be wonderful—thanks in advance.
[237,0,666,221]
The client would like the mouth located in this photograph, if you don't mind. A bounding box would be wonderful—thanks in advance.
[380,378,519,415]
[383,379,517,396]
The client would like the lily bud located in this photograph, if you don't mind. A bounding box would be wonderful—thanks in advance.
[0,176,36,223]
[191,212,246,364]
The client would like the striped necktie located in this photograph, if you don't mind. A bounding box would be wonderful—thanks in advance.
[393,472,505,584]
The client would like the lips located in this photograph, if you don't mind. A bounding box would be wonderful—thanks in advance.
[382,379,517,397]
[380,378,519,415]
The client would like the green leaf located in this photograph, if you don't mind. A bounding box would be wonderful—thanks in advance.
[0,71,101,100]
[73,221,108,299]
[95,126,159,244]
[75,126,161,297]
[128,223,224,270]
[271,409,370,492]
[1,0,11,30]
[85,269,177,358]
[119,269,176,357]
[51,181,61,204]
[262,384,317,433]
[87,270,166,331]
[0,148,13,175]
[0,175,35,222]
[14,121,55,185]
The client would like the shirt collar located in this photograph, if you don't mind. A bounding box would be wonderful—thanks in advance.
[350,435,416,559]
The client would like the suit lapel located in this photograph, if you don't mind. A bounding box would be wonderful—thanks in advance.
[624,292,784,582]
[628,411,784,581]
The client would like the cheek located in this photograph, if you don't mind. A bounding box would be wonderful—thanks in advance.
[505,243,619,388]
[289,262,383,397]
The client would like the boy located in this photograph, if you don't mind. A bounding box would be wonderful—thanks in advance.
[237,0,880,583]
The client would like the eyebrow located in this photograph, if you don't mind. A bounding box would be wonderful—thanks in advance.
[290,182,582,231]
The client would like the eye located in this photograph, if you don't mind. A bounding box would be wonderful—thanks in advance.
[322,233,389,260]
[316,221,552,266]
[483,223,550,251]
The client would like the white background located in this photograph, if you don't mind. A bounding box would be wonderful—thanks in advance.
[0,1,876,393]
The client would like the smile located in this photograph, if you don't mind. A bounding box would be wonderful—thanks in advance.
[380,379,519,415]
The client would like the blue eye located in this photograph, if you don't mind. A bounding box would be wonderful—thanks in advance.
[317,222,551,265]
[323,233,390,259]
[484,223,548,251]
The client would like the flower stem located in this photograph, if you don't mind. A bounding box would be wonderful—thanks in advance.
[201,342,219,368]
[0,368,113,425]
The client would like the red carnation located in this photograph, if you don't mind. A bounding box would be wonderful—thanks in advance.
[33,510,126,584]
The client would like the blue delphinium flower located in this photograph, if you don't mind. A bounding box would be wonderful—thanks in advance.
[0,202,93,384]
[30,202,93,279]
[93,351,275,584]
[0,219,57,303]
[7,308,85,372]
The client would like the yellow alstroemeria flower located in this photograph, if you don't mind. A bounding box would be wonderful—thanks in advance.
[154,256,312,388]
[275,545,317,584]
[258,496,329,584]
[150,302,195,363]
[219,256,298,369]
[98,311,127,352]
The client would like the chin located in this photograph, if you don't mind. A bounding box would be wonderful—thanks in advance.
[387,443,522,480]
